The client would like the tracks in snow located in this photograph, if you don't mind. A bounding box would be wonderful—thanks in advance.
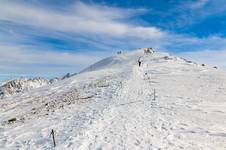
[2,54,226,149]
[72,65,182,150]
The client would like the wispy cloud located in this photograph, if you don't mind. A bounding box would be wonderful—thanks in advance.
[0,44,112,76]
[189,0,209,9]
[156,0,226,29]
[0,1,164,39]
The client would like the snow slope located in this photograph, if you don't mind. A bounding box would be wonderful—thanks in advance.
[1,49,226,149]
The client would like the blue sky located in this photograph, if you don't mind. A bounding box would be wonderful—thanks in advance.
[1,0,226,81]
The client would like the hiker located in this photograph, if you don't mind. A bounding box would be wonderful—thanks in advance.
[138,60,141,67]
[138,57,142,67]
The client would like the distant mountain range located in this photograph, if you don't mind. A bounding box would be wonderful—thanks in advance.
[0,73,76,99]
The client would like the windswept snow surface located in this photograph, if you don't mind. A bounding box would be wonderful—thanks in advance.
[1,50,226,149]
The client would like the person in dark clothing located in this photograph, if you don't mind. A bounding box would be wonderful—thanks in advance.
[138,60,141,67]
[138,57,142,67]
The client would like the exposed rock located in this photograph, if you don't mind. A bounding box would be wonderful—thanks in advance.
[62,73,71,80]
[61,73,77,80]
[8,118,16,123]
[49,77,61,84]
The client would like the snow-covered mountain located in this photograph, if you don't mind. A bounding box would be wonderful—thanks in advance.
[0,73,76,99]
[0,49,226,149]
[0,77,50,99]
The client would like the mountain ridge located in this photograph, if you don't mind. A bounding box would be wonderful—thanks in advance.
[0,49,226,149]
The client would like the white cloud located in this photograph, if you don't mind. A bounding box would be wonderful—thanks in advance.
[0,44,112,76]
[0,1,164,39]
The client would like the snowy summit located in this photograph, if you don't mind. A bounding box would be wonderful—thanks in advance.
[0,49,226,149]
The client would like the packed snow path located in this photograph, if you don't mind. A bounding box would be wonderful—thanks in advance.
[75,65,159,149]
[70,59,226,150]
[1,50,226,149]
